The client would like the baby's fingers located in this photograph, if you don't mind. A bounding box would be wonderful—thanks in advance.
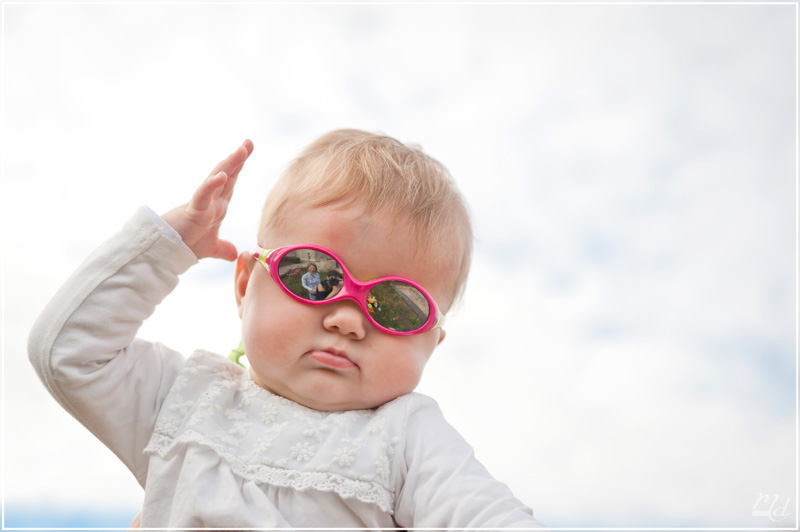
[227,140,254,180]
[208,141,253,182]
[189,171,228,212]
[219,142,253,198]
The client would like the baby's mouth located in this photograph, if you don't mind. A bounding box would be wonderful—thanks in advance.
[307,348,358,369]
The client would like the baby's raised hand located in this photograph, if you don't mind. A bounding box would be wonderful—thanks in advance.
[162,140,254,261]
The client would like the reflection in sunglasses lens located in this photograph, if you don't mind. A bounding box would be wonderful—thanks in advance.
[368,281,430,332]
[278,249,343,302]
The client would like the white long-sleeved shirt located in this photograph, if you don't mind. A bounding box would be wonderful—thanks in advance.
[301,271,321,295]
[28,207,545,529]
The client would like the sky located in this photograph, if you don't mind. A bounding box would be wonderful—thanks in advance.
[2,1,797,530]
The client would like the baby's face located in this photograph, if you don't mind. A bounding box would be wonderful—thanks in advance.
[235,202,452,411]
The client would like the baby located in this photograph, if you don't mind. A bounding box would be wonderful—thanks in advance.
[29,130,544,529]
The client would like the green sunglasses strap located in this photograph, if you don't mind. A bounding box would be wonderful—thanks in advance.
[229,340,246,367]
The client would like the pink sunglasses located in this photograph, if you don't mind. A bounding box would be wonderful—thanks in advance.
[252,244,444,336]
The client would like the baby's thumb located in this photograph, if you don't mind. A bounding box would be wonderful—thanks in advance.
[211,240,239,262]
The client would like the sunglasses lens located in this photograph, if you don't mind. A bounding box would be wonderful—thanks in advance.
[367,281,431,332]
[277,249,344,301]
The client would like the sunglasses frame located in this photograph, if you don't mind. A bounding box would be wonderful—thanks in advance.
[251,244,444,336]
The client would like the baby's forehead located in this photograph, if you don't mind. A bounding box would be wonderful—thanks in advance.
[265,200,450,253]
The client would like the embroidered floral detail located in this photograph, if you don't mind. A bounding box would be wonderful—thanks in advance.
[172,373,189,391]
[154,417,179,437]
[214,430,239,447]
[332,412,356,430]
[148,427,396,512]
[260,403,279,423]
[199,393,222,414]
[229,421,252,437]
[238,380,261,407]
[225,407,248,421]
[290,442,316,461]
[144,351,413,514]
[367,417,387,435]
[332,447,356,468]
[385,437,399,459]
[216,363,241,382]
[303,423,329,442]
[170,401,193,416]
[253,437,274,455]
[186,411,206,427]
[375,457,390,481]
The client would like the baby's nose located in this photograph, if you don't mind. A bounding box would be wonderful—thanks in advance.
[321,301,367,340]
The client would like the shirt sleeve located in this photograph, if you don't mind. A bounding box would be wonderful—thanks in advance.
[301,273,317,292]
[28,207,199,486]
[141,204,193,253]
[393,395,547,529]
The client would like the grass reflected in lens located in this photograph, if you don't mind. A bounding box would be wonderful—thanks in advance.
[368,281,429,332]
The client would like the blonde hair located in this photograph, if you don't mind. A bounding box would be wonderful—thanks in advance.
[259,129,472,307]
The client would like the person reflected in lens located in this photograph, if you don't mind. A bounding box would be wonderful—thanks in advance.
[317,269,343,300]
[301,264,320,300]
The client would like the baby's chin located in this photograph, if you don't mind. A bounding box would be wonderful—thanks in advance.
[291,392,402,412]
[248,368,401,412]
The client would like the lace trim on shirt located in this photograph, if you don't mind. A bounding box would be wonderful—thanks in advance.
[146,429,394,513]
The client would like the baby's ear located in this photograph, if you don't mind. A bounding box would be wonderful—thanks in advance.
[235,250,255,318]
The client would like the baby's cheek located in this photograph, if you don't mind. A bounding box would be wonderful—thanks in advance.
[241,306,275,359]
[375,354,426,396]
[243,314,285,360]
